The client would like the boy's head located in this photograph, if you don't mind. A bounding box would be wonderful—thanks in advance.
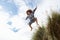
[26,9,32,15]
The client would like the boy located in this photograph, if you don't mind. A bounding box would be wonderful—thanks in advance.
[26,7,39,31]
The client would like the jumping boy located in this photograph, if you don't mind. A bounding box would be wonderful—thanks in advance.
[26,7,39,31]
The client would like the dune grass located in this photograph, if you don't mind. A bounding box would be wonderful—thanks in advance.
[32,26,46,40]
[32,11,60,40]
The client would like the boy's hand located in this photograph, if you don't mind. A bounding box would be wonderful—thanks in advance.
[33,6,37,13]
[35,6,37,9]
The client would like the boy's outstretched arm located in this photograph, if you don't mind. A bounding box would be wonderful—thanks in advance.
[33,7,37,13]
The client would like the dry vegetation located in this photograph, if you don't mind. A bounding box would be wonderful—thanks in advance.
[32,11,60,40]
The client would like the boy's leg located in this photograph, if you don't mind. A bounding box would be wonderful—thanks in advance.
[28,18,39,31]
[34,18,40,28]
[29,24,33,31]
[29,21,33,31]
[34,18,39,25]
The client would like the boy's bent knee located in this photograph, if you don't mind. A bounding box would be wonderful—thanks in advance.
[34,18,37,21]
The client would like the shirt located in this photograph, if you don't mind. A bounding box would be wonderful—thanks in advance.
[26,7,37,21]
[26,12,34,21]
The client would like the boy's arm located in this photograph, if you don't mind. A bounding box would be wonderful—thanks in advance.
[26,16,28,20]
[33,7,37,13]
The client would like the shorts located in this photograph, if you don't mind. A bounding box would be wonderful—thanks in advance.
[29,18,36,25]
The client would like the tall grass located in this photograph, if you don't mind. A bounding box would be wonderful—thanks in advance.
[32,26,46,40]
[32,11,60,40]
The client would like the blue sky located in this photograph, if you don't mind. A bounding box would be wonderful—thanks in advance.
[0,0,18,16]
[0,0,42,33]
[0,0,19,33]
[24,0,42,9]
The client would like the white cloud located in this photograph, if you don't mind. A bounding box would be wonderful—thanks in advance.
[0,5,3,10]
[0,11,10,24]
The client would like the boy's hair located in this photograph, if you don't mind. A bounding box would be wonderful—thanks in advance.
[26,9,32,15]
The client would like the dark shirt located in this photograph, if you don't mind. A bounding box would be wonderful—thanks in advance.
[26,7,37,21]
[26,12,34,21]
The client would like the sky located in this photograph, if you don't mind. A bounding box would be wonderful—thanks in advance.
[0,0,60,40]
